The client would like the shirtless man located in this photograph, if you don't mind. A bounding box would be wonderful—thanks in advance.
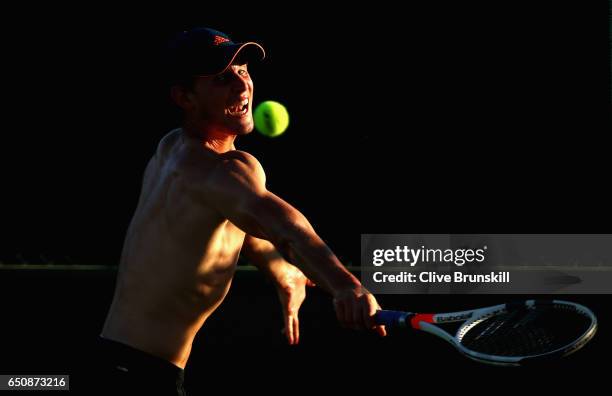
[99,27,385,395]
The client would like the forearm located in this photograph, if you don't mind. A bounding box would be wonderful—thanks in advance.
[271,224,360,295]
[243,227,359,294]
[244,194,361,295]
[242,237,293,284]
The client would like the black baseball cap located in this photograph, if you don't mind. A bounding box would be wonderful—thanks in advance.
[166,27,266,80]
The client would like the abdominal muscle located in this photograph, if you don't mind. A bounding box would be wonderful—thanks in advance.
[101,136,246,369]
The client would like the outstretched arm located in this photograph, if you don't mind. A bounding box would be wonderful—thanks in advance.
[191,150,385,335]
[242,235,314,344]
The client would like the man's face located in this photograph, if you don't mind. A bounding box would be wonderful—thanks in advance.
[187,63,254,136]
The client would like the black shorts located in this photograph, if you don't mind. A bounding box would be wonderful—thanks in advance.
[95,337,186,396]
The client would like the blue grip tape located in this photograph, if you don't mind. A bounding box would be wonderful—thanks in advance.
[374,310,409,327]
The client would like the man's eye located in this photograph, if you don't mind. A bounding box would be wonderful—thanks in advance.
[239,69,248,76]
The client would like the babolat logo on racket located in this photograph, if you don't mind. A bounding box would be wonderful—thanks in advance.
[437,313,473,322]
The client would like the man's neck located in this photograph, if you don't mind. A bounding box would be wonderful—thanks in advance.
[182,121,236,153]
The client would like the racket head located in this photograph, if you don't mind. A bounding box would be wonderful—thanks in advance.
[452,300,598,366]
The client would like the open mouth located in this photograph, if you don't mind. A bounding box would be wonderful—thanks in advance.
[227,99,249,117]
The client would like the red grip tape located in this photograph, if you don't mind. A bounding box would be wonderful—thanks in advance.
[410,313,435,329]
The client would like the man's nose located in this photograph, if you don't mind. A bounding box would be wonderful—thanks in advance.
[229,72,249,92]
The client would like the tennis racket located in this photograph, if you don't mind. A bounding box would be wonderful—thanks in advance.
[374,299,597,366]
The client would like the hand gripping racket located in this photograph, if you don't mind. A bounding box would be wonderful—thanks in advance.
[374,300,597,366]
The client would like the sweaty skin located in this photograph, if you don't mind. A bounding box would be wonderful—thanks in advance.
[101,63,385,369]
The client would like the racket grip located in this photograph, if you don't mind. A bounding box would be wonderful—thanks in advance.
[374,310,411,328]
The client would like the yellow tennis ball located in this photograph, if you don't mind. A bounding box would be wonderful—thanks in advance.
[254,101,290,137]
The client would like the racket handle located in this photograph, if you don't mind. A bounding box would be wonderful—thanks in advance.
[374,310,411,328]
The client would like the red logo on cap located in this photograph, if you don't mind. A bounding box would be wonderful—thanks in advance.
[213,35,230,45]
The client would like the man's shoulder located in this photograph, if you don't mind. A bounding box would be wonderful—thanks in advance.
[156,128,182,159]
[218,150,262,170]
[177,147,266,189]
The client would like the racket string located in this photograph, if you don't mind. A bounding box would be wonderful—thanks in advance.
[460,307,590,357]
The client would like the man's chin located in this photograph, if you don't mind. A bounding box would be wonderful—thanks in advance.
[215,116,254,136]
[233,122,254,135]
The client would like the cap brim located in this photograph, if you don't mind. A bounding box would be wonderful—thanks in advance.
[200,42,266,77]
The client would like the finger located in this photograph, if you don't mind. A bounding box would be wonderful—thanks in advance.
[362,302,375,330]
[293,316,300,344]
[376,303,386,335]
[371,300,387,336]
[281,307,290,343]
[286,314,294,345]
[305,279,316,287]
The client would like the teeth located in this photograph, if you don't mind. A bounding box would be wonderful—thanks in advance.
[228,99,249,115]
[228,106,247,115]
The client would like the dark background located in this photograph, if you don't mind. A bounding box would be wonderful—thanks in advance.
[0,1,610,393]
[0,2,610,264]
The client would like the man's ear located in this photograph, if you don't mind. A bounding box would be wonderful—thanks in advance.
[170,85,194,112]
